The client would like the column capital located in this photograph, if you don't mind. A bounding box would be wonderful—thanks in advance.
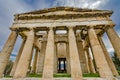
[87,25,95,29]
[68,26,74,30]
[49,27,54,30]
[29,28,34,30]
[103,25,114,31]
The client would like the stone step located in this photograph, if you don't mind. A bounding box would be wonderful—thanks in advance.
[0,78,119,80]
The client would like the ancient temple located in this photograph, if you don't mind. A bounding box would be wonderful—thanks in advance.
[0,7,120,79]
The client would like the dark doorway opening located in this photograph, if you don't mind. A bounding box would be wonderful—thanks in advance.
[58,58,67,73]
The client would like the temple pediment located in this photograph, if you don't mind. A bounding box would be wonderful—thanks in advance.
[14,7,113,20]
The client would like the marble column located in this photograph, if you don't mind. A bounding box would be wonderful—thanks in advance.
[29,46,34,70]
[66,43,71,74]
[42,27,54,79]
[106,27,120,60]
[98,36,119,76]
[14,29,34,78]
[85,47,96,73]
[88,26,113,78]
[77,40,88,73]
[68,27,82,79]
[84,50,90,73]
[54,43,57,74]
[10,39,26,76]
[36,41,46,74]
[0,30,18,78]
[31,48,38,74]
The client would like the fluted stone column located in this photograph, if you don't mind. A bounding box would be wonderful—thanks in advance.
[84,51,90,73]
[0,30,18,78]
[31,48,38,74]
[88,26,113,78]
[42,27,54,79]
[36,41,46,74]
[85,47,96,73]
[14,29,34,78]
[54,43,57,74]
[10,39,26,76]
[66,43,71,74]
[68,27,82,79]
[29,46,34,70]
[106,27,120,60]
[98,36,119,76]
[77,40,88,73]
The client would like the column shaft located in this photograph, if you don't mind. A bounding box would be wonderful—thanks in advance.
[36,41,46,74]
[106,27,120,60]
[77,40,88,73]
[0,31,18,77]
[54,43,57,73]
[66,43,71,74]
[98,36,119,76]
[14,30,34,78]
[84,51,90,73]
[85,47,96,73]
[68,27,82,79]
[10,39,26,76]
[88,27,113,78]
[42,28,54,78]
[29,46,34,70]
[31,48,38,74]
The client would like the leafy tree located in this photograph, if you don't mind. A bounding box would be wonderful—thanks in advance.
[112,53,120,70]
[4,60,13,76]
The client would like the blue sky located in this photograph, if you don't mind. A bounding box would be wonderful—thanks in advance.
[0,0,120,60]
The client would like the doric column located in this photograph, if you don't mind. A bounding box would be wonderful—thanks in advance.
[54,43,57,74]
[0,30,18,78]
[88,26,113,78]
[14,29,34,78]
[42,27,54,79]
[10,39,26,76]
[29,45,34,70]
[85,47,96,73]
[106,27,120,60]
[31,48,38,74]
[68,27,82,79]
[36,41,46,74]
[66,43,71,74]
[84,50,90,73]
[77,40,88,73]
[98,36,119,76]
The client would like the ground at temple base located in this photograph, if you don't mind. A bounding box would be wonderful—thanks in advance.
[0,78,119,80]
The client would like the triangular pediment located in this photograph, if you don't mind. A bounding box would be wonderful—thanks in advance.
[19,7,112,15]
[15,7,113,20]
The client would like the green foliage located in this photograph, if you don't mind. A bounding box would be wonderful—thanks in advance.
[112,53,120,70]
[83,73,100,77]
[118,70,120,75]
[28,73,42,77]
[54,73,71,77]
[4,60,13,76]
[4,75,13,78]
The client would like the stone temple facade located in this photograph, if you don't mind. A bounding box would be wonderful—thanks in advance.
[0,7,120,80]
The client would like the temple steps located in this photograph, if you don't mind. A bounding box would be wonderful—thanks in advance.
[0,78,119,80]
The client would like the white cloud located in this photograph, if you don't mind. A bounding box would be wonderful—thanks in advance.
[107,48,114,53]
[53,0,109,9]
[90,1,101,9]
